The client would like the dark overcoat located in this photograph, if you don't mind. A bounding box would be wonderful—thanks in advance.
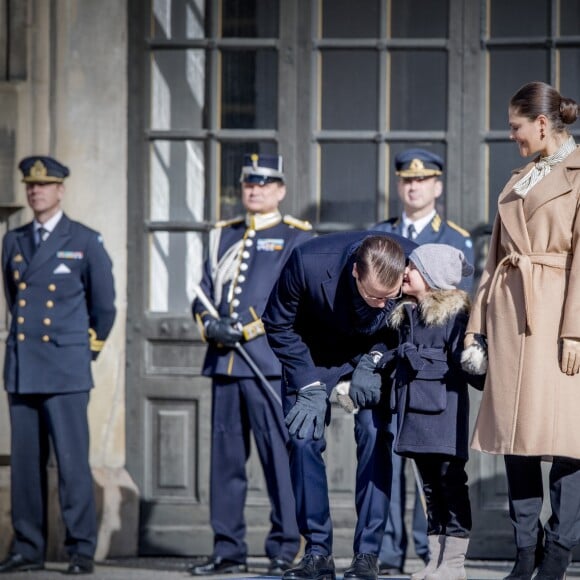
[263,230,416,393]
[384,291,480,460]
[2,214,116,393]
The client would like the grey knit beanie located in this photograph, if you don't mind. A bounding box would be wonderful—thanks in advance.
[409,243,474,290]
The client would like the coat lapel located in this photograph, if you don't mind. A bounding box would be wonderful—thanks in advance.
[15,224,37,265]
[497,169,532,253]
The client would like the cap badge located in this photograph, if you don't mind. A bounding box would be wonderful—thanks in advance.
[30,160,48,179]
[409,159,425,171]
[251,153,259,171]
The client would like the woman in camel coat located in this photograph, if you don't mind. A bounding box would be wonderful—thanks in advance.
[466,81,580,580]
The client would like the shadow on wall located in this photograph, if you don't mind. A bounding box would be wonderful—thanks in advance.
[0,465,140,561]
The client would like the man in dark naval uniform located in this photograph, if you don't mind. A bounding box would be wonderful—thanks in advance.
[190,153,314,577]
[372,148,473,575]
[0,156,116,575]
[263,232,417,580]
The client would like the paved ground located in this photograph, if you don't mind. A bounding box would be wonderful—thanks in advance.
[1,557,579,580]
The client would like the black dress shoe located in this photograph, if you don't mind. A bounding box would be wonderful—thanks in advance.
[283,555,335,580]
[0,553,44,573]
[344,553,378,580]
[189,555,248,576]
[268,558,294,576]
[65,554,94,575]
[378,564,403,576]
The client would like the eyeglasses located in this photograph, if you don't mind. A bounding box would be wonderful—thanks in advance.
[355,276,403,303]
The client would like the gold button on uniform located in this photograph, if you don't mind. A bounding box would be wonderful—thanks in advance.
[18,299,26,307]
[18,282,26,290]
[43,318,51,326]
[13,271,20,281]
[17,333,25,341]
[46,300,54,308]
[48,284,56,292]
[17,316,24,324]
[42,335,50,343]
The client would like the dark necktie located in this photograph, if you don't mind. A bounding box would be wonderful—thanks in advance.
[37,227,49,247]
[407,224,417,240]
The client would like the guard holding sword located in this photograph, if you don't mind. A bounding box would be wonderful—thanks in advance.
[190,153,314,577]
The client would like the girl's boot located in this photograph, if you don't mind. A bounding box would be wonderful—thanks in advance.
[425,536,469,580]
[411,535,444,580]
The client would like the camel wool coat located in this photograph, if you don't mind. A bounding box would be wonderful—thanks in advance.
[467,146,580,460]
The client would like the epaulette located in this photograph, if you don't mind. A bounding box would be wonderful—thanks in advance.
[215,216,245,229]
[385,217,399,225]
[446,220,471,237]
[431,213,442,232]
[283,215,313,231]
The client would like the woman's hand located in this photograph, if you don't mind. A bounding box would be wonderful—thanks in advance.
[464,333,476,349]
[561,338,580,375]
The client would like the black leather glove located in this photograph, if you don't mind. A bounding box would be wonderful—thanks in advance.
[205,317,243,347]
[285,384,328,440]
[350,352,383,408]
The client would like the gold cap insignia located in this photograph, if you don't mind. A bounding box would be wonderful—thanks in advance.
[30,160,48,179]
[251,153,259,171]
[409,159,424,171]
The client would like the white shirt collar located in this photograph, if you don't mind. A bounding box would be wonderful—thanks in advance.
[402,209,436,237]
[34,210,63,234]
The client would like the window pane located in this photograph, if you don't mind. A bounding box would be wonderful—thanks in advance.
[561,0,580,35]
[390,51,447,131]
[149,231,204,313]
[386,143,447,219]
[151,50,206,130]
[321,51,378,131]
[320,143,377,224]
[321,0,380,38]
[222,0,279,38]
[150,140,205,222]
[151,0,206,40]
[489,0,549,37]
[488,142,526,211]
[560,49,580,101]
[489,50,549,130]
[391,0,448,39]
[221,49,278,129]
[219,142,278,220]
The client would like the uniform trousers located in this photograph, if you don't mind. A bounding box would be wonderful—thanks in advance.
[284,394,392,556]
[8,391,96,561]
[210,376,299,563]
[413,455,471,538]
[505,455,580,550]
[379,415,428,569]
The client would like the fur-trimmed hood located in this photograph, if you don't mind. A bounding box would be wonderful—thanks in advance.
[389,290,471,329]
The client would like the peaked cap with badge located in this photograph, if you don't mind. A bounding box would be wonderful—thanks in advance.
[395,148,444,179]
[239,153,285,185]
[19,155,70,184]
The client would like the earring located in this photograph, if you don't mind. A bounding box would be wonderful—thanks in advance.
[540,128,545,140]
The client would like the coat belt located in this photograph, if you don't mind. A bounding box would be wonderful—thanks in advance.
[486,251,572,334]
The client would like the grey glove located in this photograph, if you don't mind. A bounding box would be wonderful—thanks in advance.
[285,384,328,440]
[350,352,383,408]
[205,317,243,347]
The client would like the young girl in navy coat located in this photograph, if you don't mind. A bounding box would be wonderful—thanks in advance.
[350,243,484,580]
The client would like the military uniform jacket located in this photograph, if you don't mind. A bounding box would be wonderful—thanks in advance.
[262,231,417,393]
[374,213,474,292]
[192,212,314,378]
[2,214,116,394]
